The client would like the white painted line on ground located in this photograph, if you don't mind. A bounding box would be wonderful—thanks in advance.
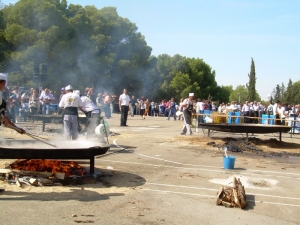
[143,182,300,201]
[112,139,300,178]
[246,168,300,176]
[141,189,300,207]
[141,188,215,198]
[247,200,300,208]
[98,159,300,180]
[113,139,219,167]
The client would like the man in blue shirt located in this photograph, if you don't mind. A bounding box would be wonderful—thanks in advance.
[168,98,177,121]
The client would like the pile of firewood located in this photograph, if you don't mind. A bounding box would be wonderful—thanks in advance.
[216,177,247,209]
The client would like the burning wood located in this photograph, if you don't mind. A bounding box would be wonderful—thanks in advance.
[8,159,87,178]
[216,177,247,209]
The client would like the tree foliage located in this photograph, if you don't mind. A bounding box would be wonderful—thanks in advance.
[246,57,256,101]
[0,0,267,104]
[1,0,151,94]
[272,79,300,105]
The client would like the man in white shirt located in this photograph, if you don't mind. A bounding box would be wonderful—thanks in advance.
[196,98,204,123]
[181,93,194,135]
[119,89,130,126]
[273,100,281,125]
[40,88,55,115]
[59,85,83,140]
[253,101,259,124]
[74,90,101,136]
[242,101,250,123]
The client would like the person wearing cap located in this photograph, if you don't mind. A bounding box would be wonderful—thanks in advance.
[59,85,83,140]
[119,88,130,126]
[75,90,101,136]
[0,74,26,132]
[180,93,194,135]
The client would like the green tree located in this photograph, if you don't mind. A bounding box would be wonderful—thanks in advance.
[169,71,191,100]
[289,81,300,105]
[272,84,281,102]
[213,85,233,104]
[229,85,248,104]
[246,58,256,101]
[284,79,293,104]
[1,1,152,93]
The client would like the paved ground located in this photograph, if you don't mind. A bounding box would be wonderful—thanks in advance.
[1,114,300,225]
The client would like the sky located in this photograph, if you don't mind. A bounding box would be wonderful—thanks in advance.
[3,0,300,100]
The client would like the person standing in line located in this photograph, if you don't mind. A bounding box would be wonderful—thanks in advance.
[129,95,137,117]
[278,104,286,126]
[119,89,130,126]
[140,99,145,119]
[135,99,140,116]
[167,97,176,121]
[96,93,104,114]
[29,89,39,122]
[242,101,250,123]
[150,100,155,116]
[103,92,111,119]
[273,100,280,125]
[144,99,150,116]
[253,101,259,124]
[181,93,194,135]
[11,86,21,123]
[40,88,55,115]
[59,85,83,140]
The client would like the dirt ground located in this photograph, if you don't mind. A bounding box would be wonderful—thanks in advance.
[1,115,300,225]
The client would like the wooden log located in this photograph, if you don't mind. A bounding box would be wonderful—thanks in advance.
[216,176,248,209]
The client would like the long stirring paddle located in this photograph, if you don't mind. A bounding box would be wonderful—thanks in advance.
[6,124,57,148]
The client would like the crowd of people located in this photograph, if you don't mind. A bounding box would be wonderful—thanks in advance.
[1,78,300,135]
[216,100,300,125]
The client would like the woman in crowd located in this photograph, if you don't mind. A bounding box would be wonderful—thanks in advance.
[11,86,21,123]
[144,99,150,116]
[29,89,39,122]
[140,99,145,119]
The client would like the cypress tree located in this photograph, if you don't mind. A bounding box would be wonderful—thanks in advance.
[247,58,256,101]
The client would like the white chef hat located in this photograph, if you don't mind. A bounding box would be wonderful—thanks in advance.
[0,73,6,82]
[189,93,194,97]
[73,90,80,95]
[65,85,73,90]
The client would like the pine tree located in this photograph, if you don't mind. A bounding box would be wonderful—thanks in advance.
[273,84,281,102]
[285,79,293,104]
[281,82,285,103]
[246,58,256,101]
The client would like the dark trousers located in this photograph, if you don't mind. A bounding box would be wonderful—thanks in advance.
[253,111,259,124]
[244,111,250,123]
[120,105,129,126]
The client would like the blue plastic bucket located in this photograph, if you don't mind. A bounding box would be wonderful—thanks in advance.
[227,112,233,123]
[235,112,241,123]
[223,156,236,169]
[227,112,241,124]
[261,114,275,125]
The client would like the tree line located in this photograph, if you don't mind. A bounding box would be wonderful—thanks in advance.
[0,0,231,103]
[272,79,300,105]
